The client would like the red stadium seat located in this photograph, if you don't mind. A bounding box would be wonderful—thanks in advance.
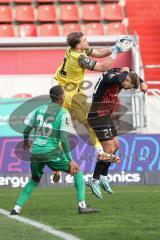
[38,24,60,36]
[18,24,37,37]
[37,5,56,22]
[59,0,76,2]
[13,93,32,98]
[107,22,128,35]
[0,5,12,22]
[59,4,79,22]
[13,0,33,3]
[103,0,119,2]
[0,24,14,36]
[104,4,124,21]
[15,5,35,22]
[81,0,98,2]
[62,23,82,35]
[82,4,101,21]
[0,0,11,3]
[85,23,105,35]
[37,0,56,2]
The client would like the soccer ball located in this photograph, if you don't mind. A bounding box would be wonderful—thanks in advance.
[116,35,134,52]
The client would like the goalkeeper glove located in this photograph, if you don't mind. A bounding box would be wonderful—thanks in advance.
[111,35,133,56]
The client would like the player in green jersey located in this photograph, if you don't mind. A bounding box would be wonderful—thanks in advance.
[10,85,100,215]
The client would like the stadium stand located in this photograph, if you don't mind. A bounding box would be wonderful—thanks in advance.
[0,0,127,37]
[126,0,160,90]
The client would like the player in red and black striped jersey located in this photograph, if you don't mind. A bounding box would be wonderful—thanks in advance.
[87,67,148,198]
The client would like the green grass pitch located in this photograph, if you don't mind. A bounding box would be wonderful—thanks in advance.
[0,185,160,240]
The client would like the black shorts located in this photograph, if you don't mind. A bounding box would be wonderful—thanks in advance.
[88,114,117,141]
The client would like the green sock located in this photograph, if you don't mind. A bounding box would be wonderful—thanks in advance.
[16,179,38,207]
[74,171,85,202]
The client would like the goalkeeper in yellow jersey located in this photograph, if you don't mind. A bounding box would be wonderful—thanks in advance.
[52,33,133,180]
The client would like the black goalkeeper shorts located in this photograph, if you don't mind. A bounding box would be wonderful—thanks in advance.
[88,114,117,141]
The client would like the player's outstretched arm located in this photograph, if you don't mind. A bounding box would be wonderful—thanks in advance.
[91,36,134,72]
[93,57,114,72]
[89,35,133,59]
[89,48,112,58]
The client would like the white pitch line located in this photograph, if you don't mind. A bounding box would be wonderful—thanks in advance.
[0,209,81,240]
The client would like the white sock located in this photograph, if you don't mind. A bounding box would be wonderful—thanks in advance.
[92,178,100,183]
[100,175,108,182]
[14,205,21,213]
[79,201,86,208]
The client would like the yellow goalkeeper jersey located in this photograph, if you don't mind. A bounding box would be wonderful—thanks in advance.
[54,47,96,88]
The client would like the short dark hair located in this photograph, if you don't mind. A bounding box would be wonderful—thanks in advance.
[128,71,140,89]
[66,32,84,48]
[49,85,64,102]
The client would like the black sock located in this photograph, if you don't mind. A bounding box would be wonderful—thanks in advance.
[93,161,107,180]
[101,162,111,176]
[101,149,118,176]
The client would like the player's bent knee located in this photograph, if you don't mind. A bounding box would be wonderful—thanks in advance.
[105,145,115,154]
[74,170,83,177]
[110,148,116,154]
[72,169,81,175]
[32,175,41,184]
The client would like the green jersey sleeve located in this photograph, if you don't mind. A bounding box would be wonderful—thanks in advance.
[23,111,36,140]
[60,111,70,132]
[24,111,36,127]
